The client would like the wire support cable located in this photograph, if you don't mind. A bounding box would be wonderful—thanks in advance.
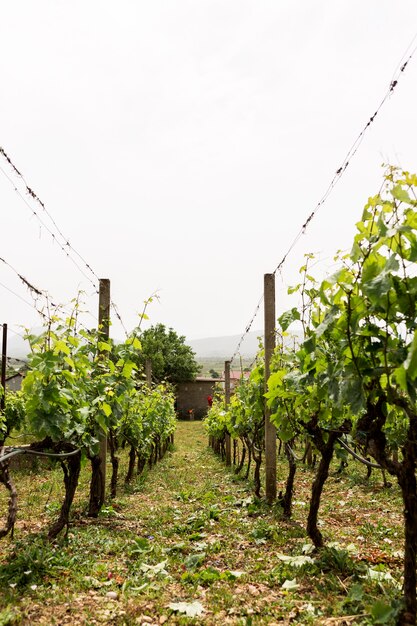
[272,40,417,277]
[0,149,129,333]
[0,446,81,465]
[111,301,128,337]
[0,257,96,336]
[0,279,44,311]
[337,437,382,470]
[229,35,417,365]
[230,294,264,364]
[0,150,100,290]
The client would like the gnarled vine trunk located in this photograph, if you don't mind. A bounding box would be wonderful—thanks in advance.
[398,437,417,626]
[358,396,417,625]
[48,449,81,540]
[280,441,297,518]
[306,421,338,548]
[88,454,105,517]
[235,442,246,474]
[0,455,17,539]
[137,453,146,476]
[108,429,119,499]
[125,445,136,483]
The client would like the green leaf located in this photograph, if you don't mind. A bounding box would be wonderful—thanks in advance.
[122,362,136,379]
[273,415,295,442]
[98,341,111,352]
[282,578,299,590]
[303,335,316,353]
[53,340,71,356]
[340,377,365,414]
[371,600,396,624]
[278,308,300,332]
[184,553,206,571]
[133,337,142,350]
[64,356,75,369]
[404,331,417,380]
[168,601,205,617]
[393,365,407,391]
[276,554,315,567]
[102,402,112,417]
[392,184,411,204]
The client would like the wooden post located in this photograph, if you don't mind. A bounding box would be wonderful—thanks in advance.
[1,324,7,414]
[98,279,110,490]
[224,360,232,466]
[264,273,277,503]
[88,279,110,516]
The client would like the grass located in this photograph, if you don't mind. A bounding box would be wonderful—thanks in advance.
[196,357,253,377]
[0,421,405,625]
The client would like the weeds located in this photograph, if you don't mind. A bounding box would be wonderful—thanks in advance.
[0,421,406,624]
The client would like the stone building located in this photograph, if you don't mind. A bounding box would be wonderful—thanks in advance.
[175,377,224,420]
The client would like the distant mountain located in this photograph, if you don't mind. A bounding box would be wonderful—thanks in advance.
[5,333,32,361]
[186,331,263,358]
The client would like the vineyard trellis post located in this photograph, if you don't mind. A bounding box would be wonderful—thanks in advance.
[264,273,277,503]
[88,279,110,516]
[0,323,7,415]
[224,359,231,466]
[98,279,110,497]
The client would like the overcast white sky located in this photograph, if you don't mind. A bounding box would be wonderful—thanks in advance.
[1,1,417,354]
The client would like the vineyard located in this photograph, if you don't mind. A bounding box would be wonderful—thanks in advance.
[0,315,177,538]
[0,168,417,624]
[204,168,417,626]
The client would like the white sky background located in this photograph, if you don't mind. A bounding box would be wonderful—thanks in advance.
[1,1,417,352]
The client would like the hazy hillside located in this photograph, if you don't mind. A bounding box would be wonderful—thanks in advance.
[6,328,299,363]
[6,333,31,360]
[186,331,262,358]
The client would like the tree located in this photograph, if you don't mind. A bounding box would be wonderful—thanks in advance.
[209,368,220,379]
[132,324,200,383]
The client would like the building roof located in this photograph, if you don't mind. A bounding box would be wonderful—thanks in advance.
[223,370,250,380]
[5,371,24,381]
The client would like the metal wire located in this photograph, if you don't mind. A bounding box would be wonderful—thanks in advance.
[229,36,417,365]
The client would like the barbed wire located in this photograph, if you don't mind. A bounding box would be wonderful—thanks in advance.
[111,301,128,337]
[0,280,36,310]
[0,256,54,321]
[0,257,96,336]
[0,161,99,290]
[230,294,263,364]
[0,149,100,283]
[229,35,417,366]
[0,149,127,331]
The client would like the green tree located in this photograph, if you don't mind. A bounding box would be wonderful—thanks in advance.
[132,324,200,383]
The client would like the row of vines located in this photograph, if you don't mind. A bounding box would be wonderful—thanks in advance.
[204,167,417,626]
[0,315,176,540]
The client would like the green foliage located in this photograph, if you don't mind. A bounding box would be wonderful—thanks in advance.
[0,391,26,444]
[203,401,228,441]
[0,536,72,590]
[202,166,417,618]
[119,381,176,460]
[129,323,200,383]
[265,167,417,459]
[20,316,177,459]
[23,321,97,451]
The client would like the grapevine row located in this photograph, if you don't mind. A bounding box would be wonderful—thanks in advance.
[205,167,417,626]
[0,315,176,539]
